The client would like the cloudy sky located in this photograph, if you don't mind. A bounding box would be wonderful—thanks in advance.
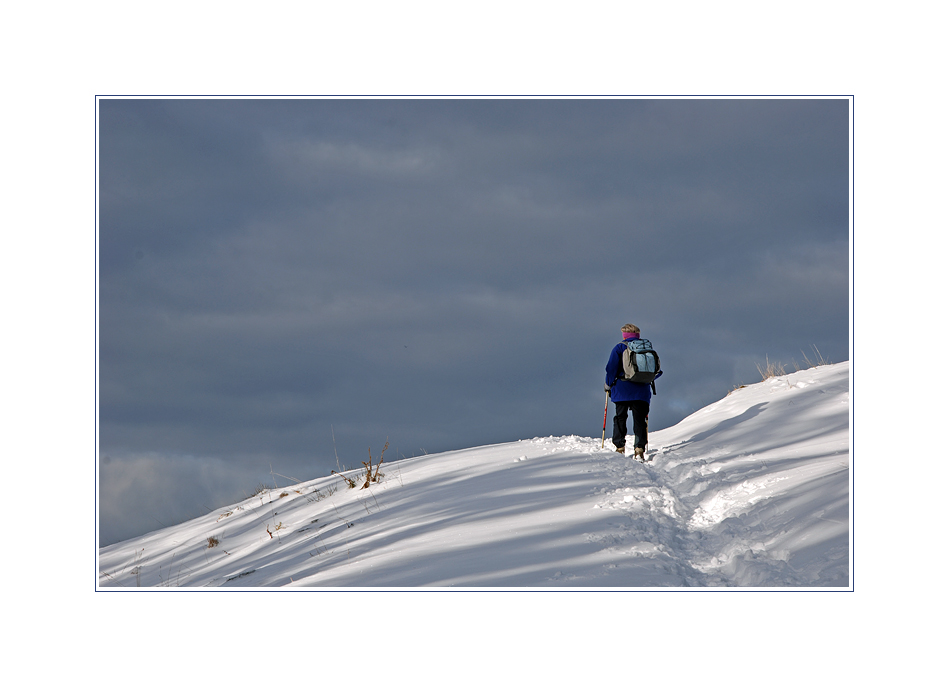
[97,98,850,546]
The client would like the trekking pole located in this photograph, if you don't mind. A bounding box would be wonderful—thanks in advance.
[601,390,609,448]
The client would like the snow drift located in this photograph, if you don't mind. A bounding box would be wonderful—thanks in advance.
[98,361,851,588]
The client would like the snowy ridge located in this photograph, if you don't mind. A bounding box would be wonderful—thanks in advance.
[98,362,850,588]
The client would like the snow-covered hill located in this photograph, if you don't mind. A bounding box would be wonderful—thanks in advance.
[98,361,851,588]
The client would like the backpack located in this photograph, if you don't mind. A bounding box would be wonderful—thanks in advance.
[620,338,660,385]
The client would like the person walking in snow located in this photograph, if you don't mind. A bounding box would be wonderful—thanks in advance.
[605,324,662,461]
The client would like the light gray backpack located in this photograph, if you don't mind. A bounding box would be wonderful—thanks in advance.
[620,339,660,385]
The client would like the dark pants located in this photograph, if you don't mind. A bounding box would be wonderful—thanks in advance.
[612,400,650,449]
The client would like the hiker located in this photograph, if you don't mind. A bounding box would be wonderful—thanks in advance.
[604,324,662,460]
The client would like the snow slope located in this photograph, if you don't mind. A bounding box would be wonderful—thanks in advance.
[98,361,851,588]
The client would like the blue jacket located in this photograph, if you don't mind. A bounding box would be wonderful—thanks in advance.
[605,340,662,403]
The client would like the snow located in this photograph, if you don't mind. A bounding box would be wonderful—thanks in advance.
[98,361,851,588]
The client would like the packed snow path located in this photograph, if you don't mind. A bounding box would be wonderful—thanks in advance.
[99,362,850,588]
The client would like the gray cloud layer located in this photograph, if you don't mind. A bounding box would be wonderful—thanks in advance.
[98,98,849,546]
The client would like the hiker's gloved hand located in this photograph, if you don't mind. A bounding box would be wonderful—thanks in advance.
[604,383,612,393]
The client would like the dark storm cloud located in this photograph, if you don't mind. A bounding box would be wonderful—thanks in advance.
[98,98,849,545]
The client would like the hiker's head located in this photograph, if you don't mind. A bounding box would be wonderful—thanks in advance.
[621,324,640,340]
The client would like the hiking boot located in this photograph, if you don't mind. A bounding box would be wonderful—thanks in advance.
[614,446,625,455]
[633,447,645,461]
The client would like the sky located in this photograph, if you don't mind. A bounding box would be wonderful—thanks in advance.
[97,97,850,546]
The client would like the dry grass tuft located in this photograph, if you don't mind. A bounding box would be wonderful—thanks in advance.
[756,356,787,380]
[756,346,833,381]
[361,441,388,489]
